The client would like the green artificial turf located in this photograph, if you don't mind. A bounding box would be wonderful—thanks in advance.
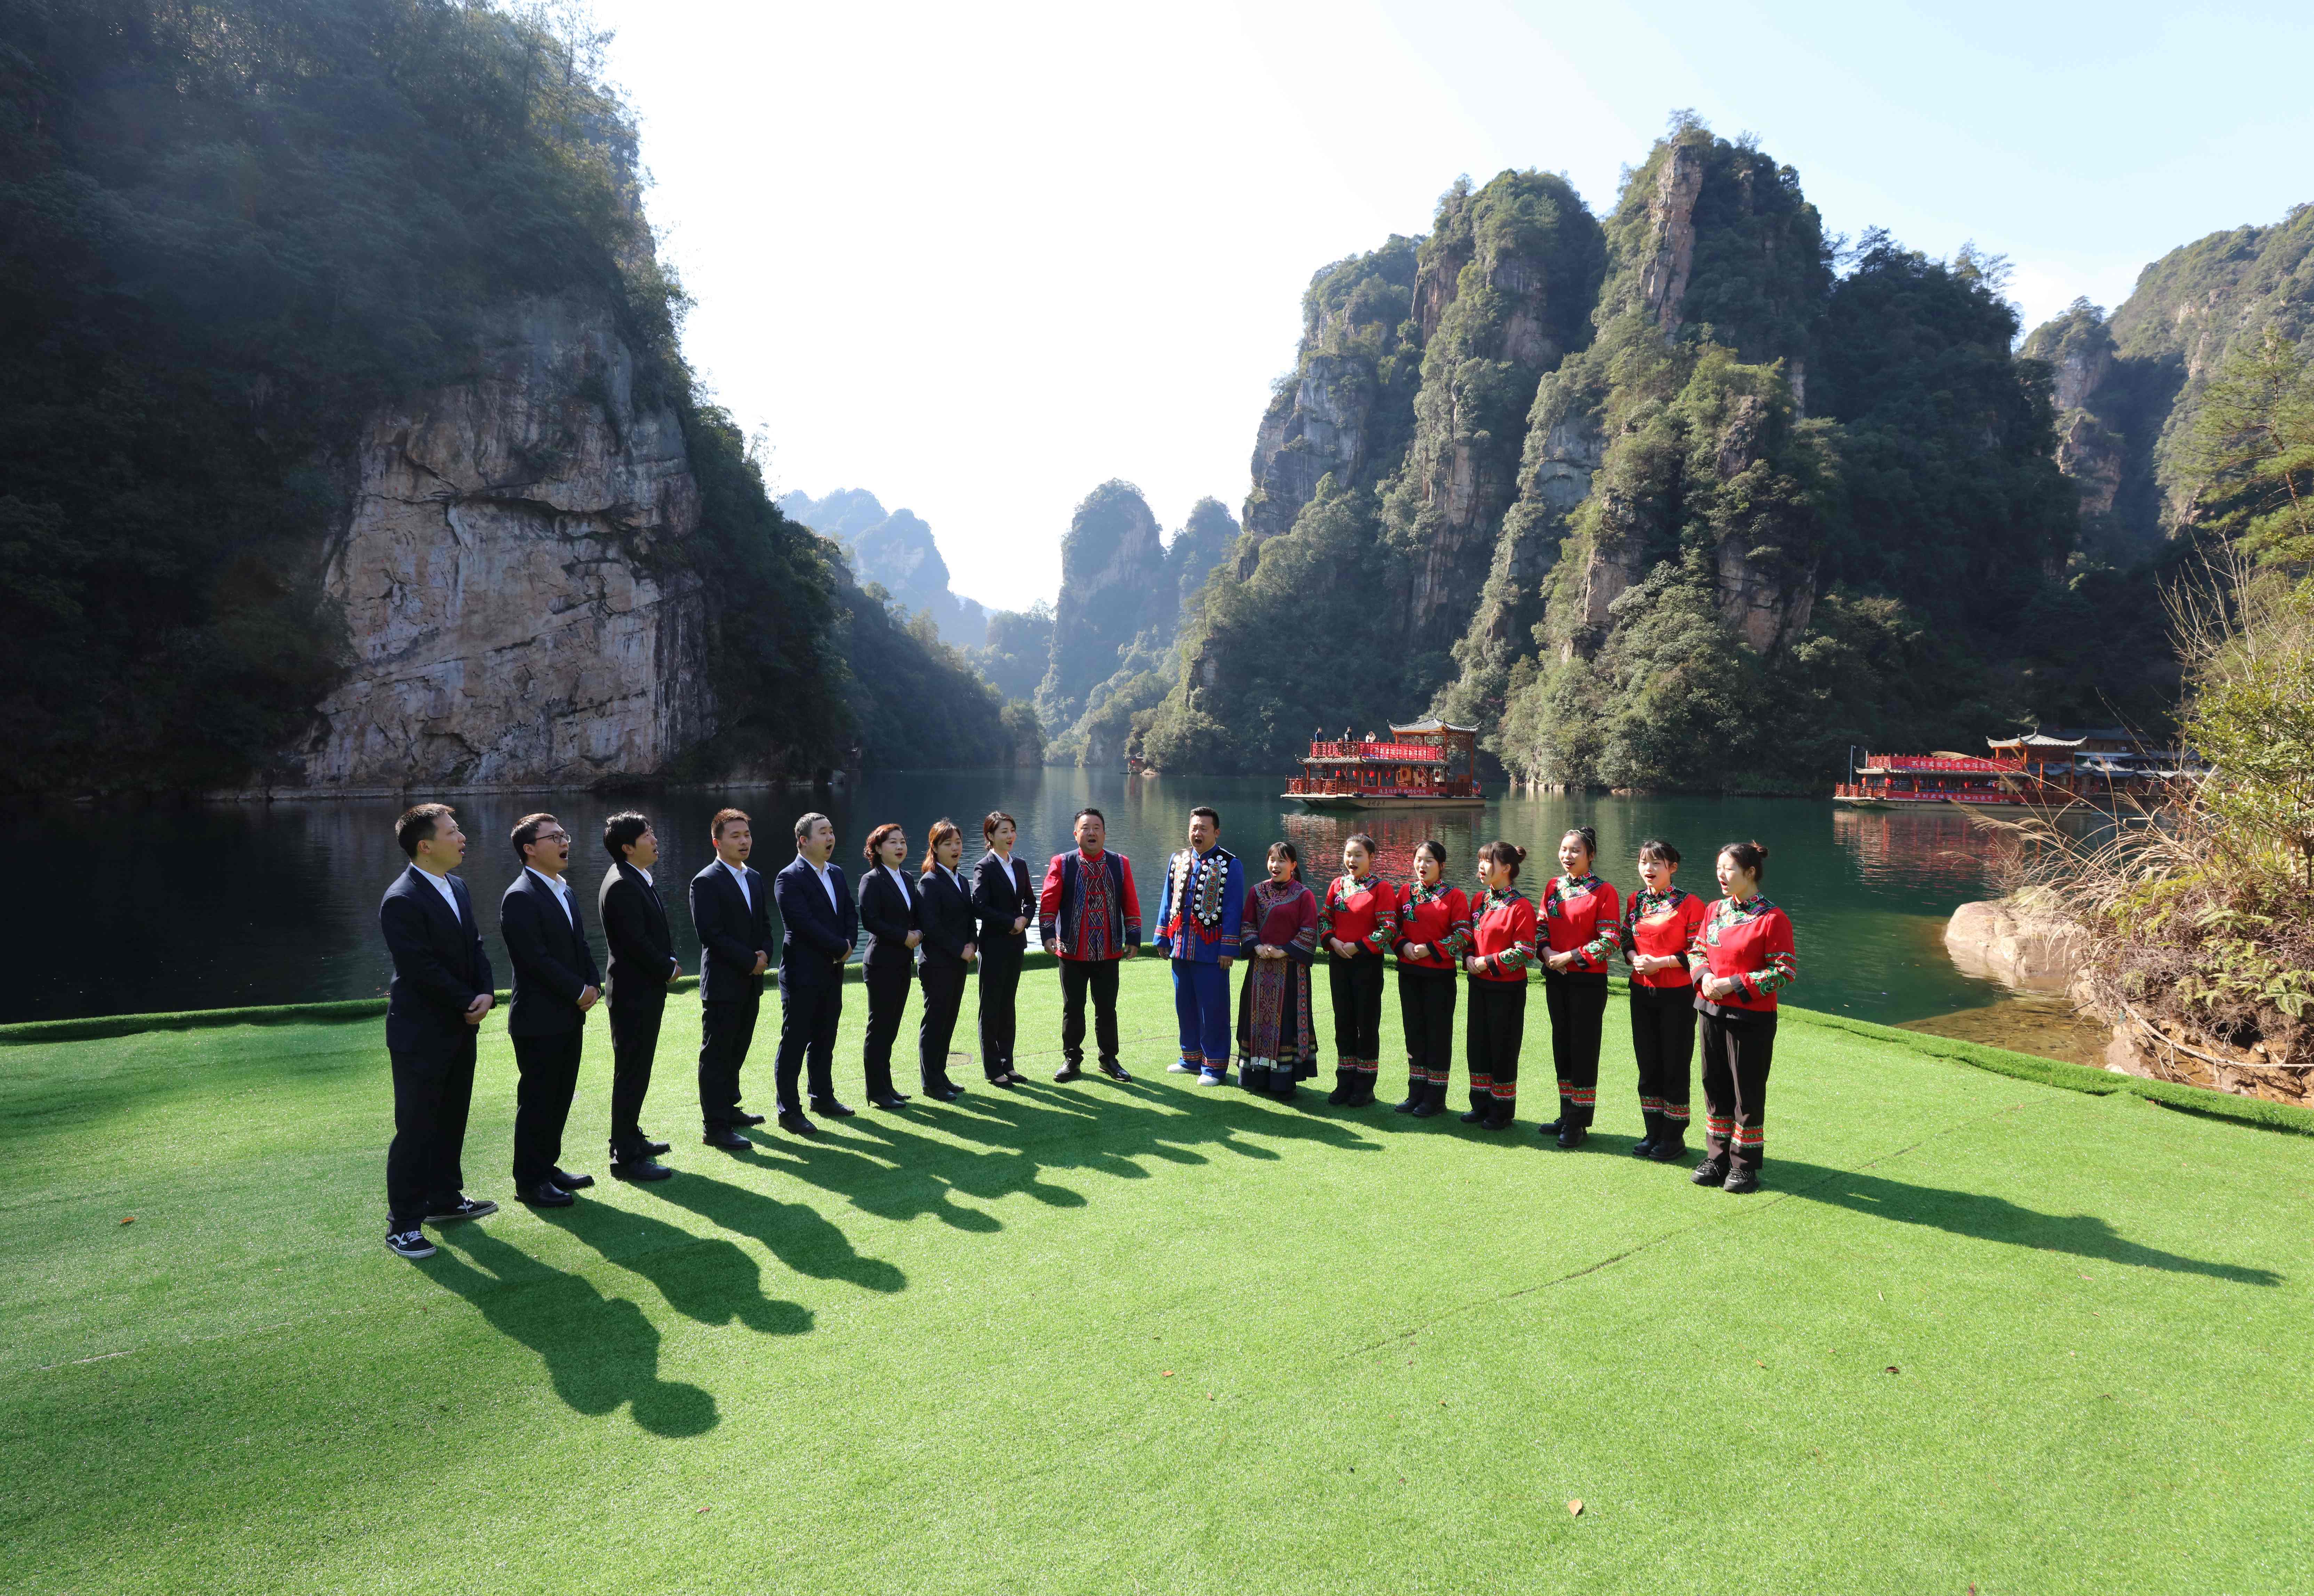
[2,960,2308,1594]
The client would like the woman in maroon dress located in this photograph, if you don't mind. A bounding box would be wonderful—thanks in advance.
[1236,842,1320,1099]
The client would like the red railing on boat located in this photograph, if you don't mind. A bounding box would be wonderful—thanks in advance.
[1307,740,1442,762]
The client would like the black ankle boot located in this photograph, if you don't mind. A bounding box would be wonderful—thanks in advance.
[1394,1072,1425,1113]
[1348,1070,1377,1107]
[1650,1118,1688,1161]
[1555,1122,1587,1149]
[1631,1110,1661,1158]
[1327,1067,1353,1105]
[1460,1087,1490,1123]
[1482,1096,1515,1130]
[1409,1081,1446,1118]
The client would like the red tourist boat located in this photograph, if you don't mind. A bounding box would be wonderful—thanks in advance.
[1284,720,1485,810]
[1833,751,2029,807]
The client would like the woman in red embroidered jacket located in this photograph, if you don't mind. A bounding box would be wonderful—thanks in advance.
[1460,841,1536,1130]
[1537,826,1621,1150]
[1391,839,1470,1118]
[1617,838,1710,1162]
[1318,835,1398,1107]
[1687,840,1797,1194]
[1235,841,1320,1099]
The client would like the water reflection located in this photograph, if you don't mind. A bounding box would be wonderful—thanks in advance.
[7,770,2017,1025]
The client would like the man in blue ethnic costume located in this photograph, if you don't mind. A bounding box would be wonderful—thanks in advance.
[1153,805,1245,1086]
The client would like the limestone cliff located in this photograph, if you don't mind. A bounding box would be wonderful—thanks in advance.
[1035,480,1171,730]
[2023,206,2314,563]
[1382,171,1606,657]
[1242,238,1421,546]
[778,488,990,649]
[294,296,714,793]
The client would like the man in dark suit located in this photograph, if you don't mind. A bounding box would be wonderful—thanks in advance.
[379,803,499,1260]
[500,813,603,1208]
[597,811,679,1181]
[855,821,921,1110]
[772,810,859,1135]
[692,807,774,1150]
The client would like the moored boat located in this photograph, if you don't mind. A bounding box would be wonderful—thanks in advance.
[1284,720,1486,810]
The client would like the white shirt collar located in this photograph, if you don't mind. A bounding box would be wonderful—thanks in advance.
[884,863,911,893]
[414,864,462,920]
[525,865,576,922]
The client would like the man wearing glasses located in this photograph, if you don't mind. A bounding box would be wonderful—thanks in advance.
[501,812,604,1207]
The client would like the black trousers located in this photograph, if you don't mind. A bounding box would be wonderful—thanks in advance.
[919,962,967,1090]
[606,989,665,1158]
[698,993,760,1127]
[1628,982,1696,1126]
[776,978,844,1110]
[862,962,912,1099]
[978,937,1024,1076]
[1396,963,1457,1083]
[1465,979,1525,1106]
[386,1032,477,1228]
[1059,959,1120,1065]
[511,1030,584,1187]
[1699,1009,1777,1169]
[1327,952,1386,1068]
[1543,970,1609,1127]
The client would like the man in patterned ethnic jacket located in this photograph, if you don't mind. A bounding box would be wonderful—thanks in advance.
[1152,806,1245,1085]
[1038,807,1141,1082]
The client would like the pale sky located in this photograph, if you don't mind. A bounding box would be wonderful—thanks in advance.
[589,0,2312,609]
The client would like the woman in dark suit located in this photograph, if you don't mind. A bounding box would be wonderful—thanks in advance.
[971,810,1036,1086]
[856,822,921,1110]
[916,817,980,1102]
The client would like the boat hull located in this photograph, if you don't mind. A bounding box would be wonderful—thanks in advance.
[1285,793,1488,811]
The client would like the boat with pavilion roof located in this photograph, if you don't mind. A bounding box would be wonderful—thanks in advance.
[1284,720,1486,810]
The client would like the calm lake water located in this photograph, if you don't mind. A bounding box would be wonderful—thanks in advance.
[6,769,2018,1031]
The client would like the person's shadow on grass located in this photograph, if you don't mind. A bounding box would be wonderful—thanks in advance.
[539,1201,817,1336]
[725,1074,1380,1223]
[639,1172,909,1291]
[1776,1160,2283,1286]
[423,1224,719,1436]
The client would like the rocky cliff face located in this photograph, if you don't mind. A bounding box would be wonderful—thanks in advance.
[1385,171,1606,656]
[2022,206,2313,563]
[1035,480,1171,729]
[295,296,714,792]
[1242,237,1421,547]
[778,488,989,649]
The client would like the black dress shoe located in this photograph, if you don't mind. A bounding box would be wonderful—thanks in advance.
[550,1167,596,1190]
[518,1181,575,1208]
[734,1110,768,1127]
[1098,1060,1133,1083]
[808,1098,857,1118]
[1555,1125,1587,1149]
[1052,1063,1083,1082]
[928,1083,964,1102]
[777,1110,820,1136]
[702,1125,750,1150]
[644,1138,672,1156]
[869,1093,911,1110]
[612,1157,674,1181]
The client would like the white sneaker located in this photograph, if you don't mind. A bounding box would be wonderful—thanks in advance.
[1167,1060,1197,1073]
[1197,1068,1226,1086]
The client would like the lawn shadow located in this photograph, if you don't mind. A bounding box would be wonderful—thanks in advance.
[642,1171,910,1290]
[423,1223,719,1436]
[734,1075,1381,1224]
[540,1201,816,1335]
[1776,1159,2284,1286]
